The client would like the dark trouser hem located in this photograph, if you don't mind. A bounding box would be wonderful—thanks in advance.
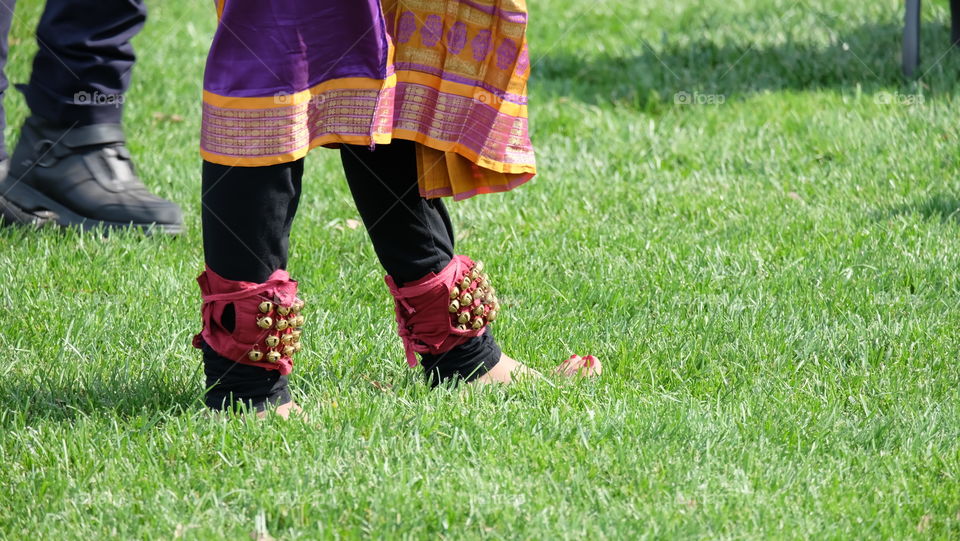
[421,331,502,386]
[0,0,145,154]
[201,341,291,412]
[22,0,146,126]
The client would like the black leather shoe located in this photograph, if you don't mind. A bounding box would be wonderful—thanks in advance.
[0,117,183,234]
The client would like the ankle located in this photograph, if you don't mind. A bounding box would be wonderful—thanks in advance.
[421,332,502,386]
[202,342,292,412]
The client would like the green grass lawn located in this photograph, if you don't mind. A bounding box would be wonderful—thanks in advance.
[3,0,960,537]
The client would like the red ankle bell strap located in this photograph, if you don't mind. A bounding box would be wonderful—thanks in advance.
[386,255,500,367]
[193,266,305,375]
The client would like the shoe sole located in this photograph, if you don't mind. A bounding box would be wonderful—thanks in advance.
[0,176,183,235]
[0,194,57,227]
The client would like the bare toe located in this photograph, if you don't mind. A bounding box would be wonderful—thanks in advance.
[554,354,601,378]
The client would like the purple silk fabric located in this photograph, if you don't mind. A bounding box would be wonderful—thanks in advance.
[204,0,390,97]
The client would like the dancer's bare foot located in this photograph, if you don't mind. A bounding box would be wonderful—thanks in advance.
[473,353,601,384]
[474,353,533,384]
[257,400,304,419]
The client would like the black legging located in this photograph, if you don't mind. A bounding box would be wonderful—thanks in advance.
[200,141,501,409]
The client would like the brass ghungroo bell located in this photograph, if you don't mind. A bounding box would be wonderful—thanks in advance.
[275,318,289,331]
[450,286,460,300]
[259,301,274,314]
[457,311,470,324]
[448,300,460,313]
[265,335,280,348]
[473,305,485,316]
[471,317,484,330]
[281,333,294,345]
[277,305,291,316]
[283,345,295,357]
[257,316,273,329]
[487,310,497,322]
[248,350,264,362]
[459,292,473,305]
[266,351,282,363]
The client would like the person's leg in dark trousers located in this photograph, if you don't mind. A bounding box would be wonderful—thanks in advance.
[339,140,502,384]
[0,0,24,225]
[24,0,143,125]
[199,160,303,411]
[0,0,183,232]
[0,0,15,164]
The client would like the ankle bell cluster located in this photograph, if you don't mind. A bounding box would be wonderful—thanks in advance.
[247,298,306,364]
[194,267,301,375]
[385,255,501,367]
[447,260,499,332]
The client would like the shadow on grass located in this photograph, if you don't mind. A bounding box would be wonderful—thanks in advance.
[3,377,200,423]
[535,22,960,110]
[880,193,960,223]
